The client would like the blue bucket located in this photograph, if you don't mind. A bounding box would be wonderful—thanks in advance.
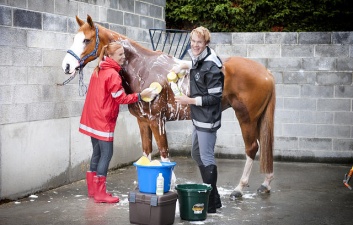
[133,162,176,194]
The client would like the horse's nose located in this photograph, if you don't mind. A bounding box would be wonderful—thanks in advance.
[65,64,70,74]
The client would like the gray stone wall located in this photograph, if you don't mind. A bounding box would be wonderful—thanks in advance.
[0,0,165,200]
[169,32,353,163]
[1,0,352,201]
[212,32,353,163]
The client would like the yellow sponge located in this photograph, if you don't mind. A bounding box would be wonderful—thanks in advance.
[149,160,162,166]
[142,82,163,102]
[150,82,162,94]
[167,71,178,83]
[135,156,151,165]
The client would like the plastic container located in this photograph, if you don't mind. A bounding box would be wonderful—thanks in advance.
[128,190,178,225]
[177,69,186,78]
[169,81,183,96]
[175,183,212,221]
[133,161,176,194]
[156,173,164,196]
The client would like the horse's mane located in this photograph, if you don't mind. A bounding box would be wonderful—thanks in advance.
[95,23,163,57]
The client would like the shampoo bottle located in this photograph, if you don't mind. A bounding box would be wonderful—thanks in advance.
[170,82,182,96]
[167,72,183,96]
[156,173,164,196]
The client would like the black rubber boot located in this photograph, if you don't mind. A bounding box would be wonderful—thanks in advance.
[199,165,222,210]
[215,189,222,208]
[200,165,221,213]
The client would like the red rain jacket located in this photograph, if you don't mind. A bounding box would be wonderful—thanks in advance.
[79,57,139,141]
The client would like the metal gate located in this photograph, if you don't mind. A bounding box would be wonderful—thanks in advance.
[149,28,191,60]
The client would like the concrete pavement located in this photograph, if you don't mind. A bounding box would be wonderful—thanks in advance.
[0,156,352,225]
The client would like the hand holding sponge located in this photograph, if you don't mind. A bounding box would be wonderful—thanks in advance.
[141,82,163,102]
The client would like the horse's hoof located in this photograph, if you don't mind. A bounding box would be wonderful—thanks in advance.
[257,185,270,194]
[230,191,242,200]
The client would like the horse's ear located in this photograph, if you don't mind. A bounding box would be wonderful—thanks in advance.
[76,15,85,27]
[86,15,95,28]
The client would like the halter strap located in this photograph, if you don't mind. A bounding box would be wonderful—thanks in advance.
[67,25,100,69]
[59,25,100,96]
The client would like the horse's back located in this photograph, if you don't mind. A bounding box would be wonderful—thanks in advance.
[223,56,271,79]
[222,56,275,119]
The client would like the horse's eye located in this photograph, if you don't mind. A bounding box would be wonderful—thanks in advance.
[83,39,90,45]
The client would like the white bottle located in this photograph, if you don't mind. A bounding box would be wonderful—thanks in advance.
[156,173,164,196]
[167,71,183,96]
[170,82,182,96]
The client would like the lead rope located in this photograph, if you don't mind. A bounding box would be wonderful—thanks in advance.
[57,68,87,96]
[78,69,87,96]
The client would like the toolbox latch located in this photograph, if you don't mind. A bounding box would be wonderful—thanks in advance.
[129,192,136,203]
[150,195,158,206]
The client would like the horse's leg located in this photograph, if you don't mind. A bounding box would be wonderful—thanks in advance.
[230,122,259,198]
[257,83,275,193]
[230,121,274,197]
[136,118,153,160]
[148,118,177,187]
[258,172,274,194]
[148,118,169,161]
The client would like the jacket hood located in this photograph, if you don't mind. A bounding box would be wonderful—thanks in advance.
[188,46,222,68]
[205,48,222,68]
[99,56,122,72]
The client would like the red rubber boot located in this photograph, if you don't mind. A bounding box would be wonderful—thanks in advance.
[93,176,119,203]
[86,171,96,198]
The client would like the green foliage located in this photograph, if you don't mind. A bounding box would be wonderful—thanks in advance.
[166,0,353,32]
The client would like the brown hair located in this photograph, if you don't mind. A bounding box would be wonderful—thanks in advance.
[94,42,123,73]
[190,26,211,44]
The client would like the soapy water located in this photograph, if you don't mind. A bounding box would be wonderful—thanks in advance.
[17,175,275,225]
[120,39,190,136]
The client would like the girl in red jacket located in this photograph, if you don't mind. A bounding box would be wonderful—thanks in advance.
[80,42,157,203]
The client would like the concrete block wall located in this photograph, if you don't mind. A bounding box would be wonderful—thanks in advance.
[0,0,165,200]
[209,32,353,162]
[166,32,353,163]
[1,0,352,200]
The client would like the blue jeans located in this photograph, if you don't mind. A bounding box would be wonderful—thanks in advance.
[191,126,217,167]
[90,137,114,177]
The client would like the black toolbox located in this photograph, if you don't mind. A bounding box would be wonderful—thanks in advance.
[128,190,178,225]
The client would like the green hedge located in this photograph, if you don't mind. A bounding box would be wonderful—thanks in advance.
[166,0,353,32]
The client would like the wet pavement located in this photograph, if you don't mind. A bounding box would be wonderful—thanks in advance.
[0,156,352,225]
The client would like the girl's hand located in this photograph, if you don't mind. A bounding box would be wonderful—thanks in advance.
[140,87,158,101]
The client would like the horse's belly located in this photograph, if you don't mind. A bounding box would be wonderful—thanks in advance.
[164,103,191,121]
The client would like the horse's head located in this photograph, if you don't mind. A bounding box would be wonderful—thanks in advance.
[62,15,101,75]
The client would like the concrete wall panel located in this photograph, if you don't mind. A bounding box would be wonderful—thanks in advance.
[0,119,70,198]
[1,0,353,201]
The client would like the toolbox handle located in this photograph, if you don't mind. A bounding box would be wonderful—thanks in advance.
[150,195,158,206]
[129,192,136,203]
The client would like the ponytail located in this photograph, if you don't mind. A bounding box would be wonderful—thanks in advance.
[94,45,108,74]
[94,42,123,75]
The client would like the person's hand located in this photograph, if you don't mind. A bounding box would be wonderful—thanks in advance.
[171,62,190,73]
[174,95,194,105]
[140,87,158,102]
[171,64,182,74]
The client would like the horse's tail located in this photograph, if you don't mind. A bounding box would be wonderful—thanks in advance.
[259,70,276,174]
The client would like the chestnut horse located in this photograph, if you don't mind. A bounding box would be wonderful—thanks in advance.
[61,15,276,197]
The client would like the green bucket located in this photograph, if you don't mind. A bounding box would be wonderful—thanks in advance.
[175,183,212,221]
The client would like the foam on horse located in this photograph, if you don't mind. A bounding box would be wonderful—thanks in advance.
[61,15,276,197]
